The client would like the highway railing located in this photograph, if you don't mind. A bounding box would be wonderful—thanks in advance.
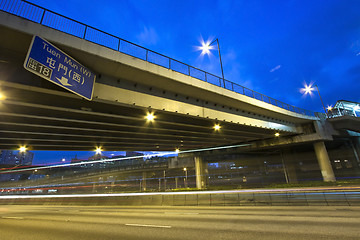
[327,108,359,118]
[0,0,314,117]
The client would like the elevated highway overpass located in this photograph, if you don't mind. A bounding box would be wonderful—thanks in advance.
[1,0,358,185]
[0,2,318,152]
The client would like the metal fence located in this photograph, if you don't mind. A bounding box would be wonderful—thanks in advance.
[0,0,314,117]
[327,108,358,118]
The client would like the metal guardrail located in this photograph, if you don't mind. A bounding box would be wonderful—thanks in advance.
[0,0,315,117]
[327,108,359,118]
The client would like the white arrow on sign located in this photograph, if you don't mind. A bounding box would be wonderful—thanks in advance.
[56,76,72,86]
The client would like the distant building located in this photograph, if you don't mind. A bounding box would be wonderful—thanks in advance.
[19,151,34,165]
[88,154,104,161]
[0,150,34,166]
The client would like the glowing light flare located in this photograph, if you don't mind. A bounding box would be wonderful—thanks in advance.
[175,148,180,153]
[213,124,221,131]
[95,147,102,155]
[19,146,27,153]
[197,38,215,56]
[300,83,315,95]
[183,167,187,171]
[145,112,155,121]
[199,40,214,55]
[0,92,5,100]
[274,133,280,137]
[327,105,333,111]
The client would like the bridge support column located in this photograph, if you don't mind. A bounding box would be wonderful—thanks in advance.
[314,141,336,182]
[194,157,207,189]
[351,137,360,167]
[281,149,298,183]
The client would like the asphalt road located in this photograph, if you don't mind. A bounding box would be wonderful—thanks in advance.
[0,205,359,240]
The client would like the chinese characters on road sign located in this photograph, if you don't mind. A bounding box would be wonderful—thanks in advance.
[24,36,96,100]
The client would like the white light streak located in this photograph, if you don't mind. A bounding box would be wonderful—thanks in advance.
[1,186,360,200]
[0,144,250,174]
[125,223,171,228]
[270,65,281,72]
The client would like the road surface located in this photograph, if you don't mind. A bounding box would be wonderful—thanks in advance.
[0,205,359,239]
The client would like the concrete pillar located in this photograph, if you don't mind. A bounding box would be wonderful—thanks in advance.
[351,137,360,166]
[142,172,147,191]
[313,141,336,182]
[281,149,298,183]
[92,182,96,193]
[194,156,207,189]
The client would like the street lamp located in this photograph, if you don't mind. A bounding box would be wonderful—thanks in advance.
[213,124,221,131]
[301,83,327,114]
[95,147,102,155]
[200,38,225,87]
[19,146,27,153]
[145,112,155,122]
[183,167,188,188]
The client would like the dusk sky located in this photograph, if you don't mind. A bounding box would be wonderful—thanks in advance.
[19,0,360,163]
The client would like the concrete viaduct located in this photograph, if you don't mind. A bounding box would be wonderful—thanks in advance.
[0,2,359,188]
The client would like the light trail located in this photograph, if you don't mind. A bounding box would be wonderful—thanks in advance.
[125,224,171,228]
[0,144,250,174]
[0,186,359,199]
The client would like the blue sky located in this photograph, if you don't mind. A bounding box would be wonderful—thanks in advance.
[25,0,360,111]
[21,0,360,163]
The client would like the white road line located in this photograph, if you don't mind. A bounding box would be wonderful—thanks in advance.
[165,212,199,215]
[1,217,24,220]
[125,223,172,228]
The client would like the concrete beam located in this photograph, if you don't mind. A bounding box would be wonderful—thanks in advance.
[94,82,299,133]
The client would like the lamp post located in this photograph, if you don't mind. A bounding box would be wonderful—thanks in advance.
[314,85,327,114]
[200,38,225,87]
[302,83,327,114]
[183,167,188,188]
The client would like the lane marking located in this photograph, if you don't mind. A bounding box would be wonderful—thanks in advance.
[1,217,24,220]
[165,212,199,215]
[125,223,171,228]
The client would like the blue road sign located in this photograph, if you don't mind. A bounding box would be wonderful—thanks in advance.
[24,36,96,100]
